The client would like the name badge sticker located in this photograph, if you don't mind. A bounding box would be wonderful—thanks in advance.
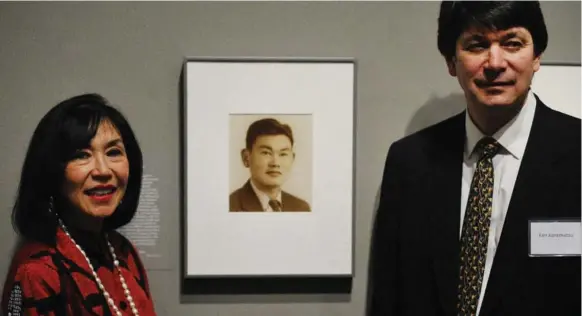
[529,219,581,257]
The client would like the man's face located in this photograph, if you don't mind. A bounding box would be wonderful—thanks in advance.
[244,134,295,190]
[447,26,541,112]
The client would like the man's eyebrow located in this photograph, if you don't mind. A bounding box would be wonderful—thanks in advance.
[500,32,522,41]
[461,31,526,45]
[462,34,486,42]
[257,145,292,152]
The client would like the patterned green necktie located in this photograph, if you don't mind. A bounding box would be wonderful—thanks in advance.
[269,199,282,212]
[457,137,501,315]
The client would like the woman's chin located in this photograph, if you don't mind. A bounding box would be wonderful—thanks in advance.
[89,207,117,218]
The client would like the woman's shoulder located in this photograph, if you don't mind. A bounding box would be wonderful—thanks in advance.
[107,230,137,253]
[106,230,154,300]
[107,230,151,284]
[107,230,145,265]
[6,240,60,283]
[2,240,61,312]
[9,240,60,271]
[9,253,59,285]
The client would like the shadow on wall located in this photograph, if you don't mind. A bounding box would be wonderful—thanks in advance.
[372,92,466,214]
[405,93,467,136]
[365,92,466,315]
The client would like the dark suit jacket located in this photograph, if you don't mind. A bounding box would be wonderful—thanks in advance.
[229,180,311,212]
[369,97,581,316]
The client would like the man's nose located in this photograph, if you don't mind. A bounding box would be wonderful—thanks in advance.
[484,44,507,78]
[269,155,280,166]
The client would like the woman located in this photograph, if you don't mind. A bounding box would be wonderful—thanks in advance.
[2,93,157,315]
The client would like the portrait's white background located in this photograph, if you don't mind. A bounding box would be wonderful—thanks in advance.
[229,114,313,206]
[531,64,581,118]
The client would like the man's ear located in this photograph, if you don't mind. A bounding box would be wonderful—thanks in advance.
[241,149,250,168]
[446,57,457,77]
[533,53,542,72]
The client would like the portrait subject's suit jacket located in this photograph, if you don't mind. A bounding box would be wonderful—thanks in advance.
[369,96,581,316]
[229,180,311,212]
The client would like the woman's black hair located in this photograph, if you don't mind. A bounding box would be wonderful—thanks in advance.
[12,93,143,244]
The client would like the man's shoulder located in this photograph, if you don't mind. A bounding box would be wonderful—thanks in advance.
[551,110,580,144]
[535,103,581,156]
[229,184,250,202]
[229,187,241,208]
[229,186,243,198]
[281,191,311,212]
[229,182,257,211]
[542,104,581,136]
[390,111,465,154]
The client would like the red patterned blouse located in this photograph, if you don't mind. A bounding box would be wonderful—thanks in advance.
[1,227,157,315]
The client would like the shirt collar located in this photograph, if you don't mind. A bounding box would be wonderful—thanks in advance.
[250,179,282,211]
[465,89,536,160]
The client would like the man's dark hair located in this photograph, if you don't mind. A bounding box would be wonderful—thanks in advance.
[12,93,143,244]
[438,1,548,62]
[245,118,294,150]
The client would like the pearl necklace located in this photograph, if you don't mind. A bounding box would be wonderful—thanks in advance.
[58,219,140,316]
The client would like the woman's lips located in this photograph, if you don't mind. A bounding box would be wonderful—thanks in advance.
[88,192,114,202]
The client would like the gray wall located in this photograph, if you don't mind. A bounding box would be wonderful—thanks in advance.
[0,2,579,316]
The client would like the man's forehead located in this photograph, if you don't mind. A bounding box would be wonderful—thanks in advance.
[254,134,292,146]
[460,26,531,40]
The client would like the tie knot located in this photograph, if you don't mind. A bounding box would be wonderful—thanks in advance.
[476,137,501,158]
[269,199,282,212]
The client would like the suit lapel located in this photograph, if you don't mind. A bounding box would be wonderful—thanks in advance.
[240,180,263,211]
[479,101,563,314]
[428,113,465,316]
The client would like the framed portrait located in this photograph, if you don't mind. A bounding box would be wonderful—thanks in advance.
[182,57,355,279]
[531,62,581,119]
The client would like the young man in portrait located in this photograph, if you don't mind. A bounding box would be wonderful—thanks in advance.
[369,2,581,315]
[229,117,311,212]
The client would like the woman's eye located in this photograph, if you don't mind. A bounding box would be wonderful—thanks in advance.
[505,41,522,47]
[72,151,90,160]
[107,148,123,157]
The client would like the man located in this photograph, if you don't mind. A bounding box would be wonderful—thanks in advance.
[229,117,311,212]
[369,2,580,316]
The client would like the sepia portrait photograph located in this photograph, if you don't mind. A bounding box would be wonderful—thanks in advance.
[183,58,354,277]
[229,114,312,213]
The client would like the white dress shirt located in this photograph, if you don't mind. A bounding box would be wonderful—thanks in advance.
[250,179,282,212]
[461,89,537,315]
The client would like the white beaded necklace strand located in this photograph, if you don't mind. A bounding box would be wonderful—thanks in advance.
[58,219,139,316]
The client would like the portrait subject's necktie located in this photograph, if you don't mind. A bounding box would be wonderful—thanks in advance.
[457,137,501,315]
[269,199,282,212]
